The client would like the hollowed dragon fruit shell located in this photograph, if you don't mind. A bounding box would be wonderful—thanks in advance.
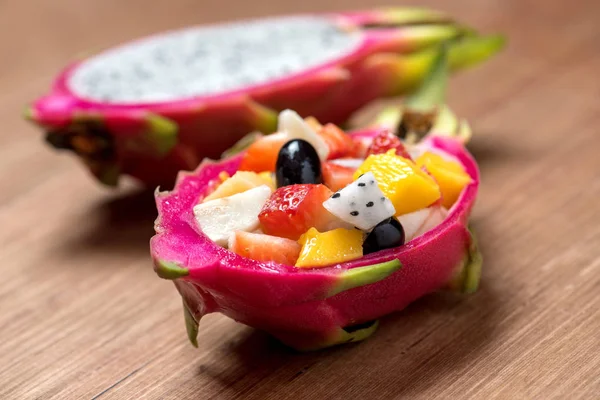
[25,8,503,187]
[150,131,482,351]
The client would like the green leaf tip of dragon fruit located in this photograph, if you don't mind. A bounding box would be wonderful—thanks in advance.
[371,33,494,143]
[183,303,199,348]
[401,24,465,52]
[154,259,189,280]
[405,43,448,113]
[376,6,451,24]
[251,102,279,134]
[340,320,379,344]
[144,114,178,156]
[447,228,483,294]
[462,228,483,294]
[22,106,36,122]
[400,33,506,94]
[295,320,380,352]
[328,259,402,298]
[90,163,120,187]
[447,33,506,71]
[220,131,264,159]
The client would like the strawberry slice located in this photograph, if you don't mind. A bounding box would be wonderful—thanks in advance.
[239,132,289,173]
[229,231,301,265]
[348,137,370,158]
[258,184,341,240]
[366,130,412,160]
[322,162,355,192]
[317,123,354,160]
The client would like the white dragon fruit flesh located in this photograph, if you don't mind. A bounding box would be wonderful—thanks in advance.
[397,205,448,242]
[193,185,272,246]
[277,109,330,161]
[323,172,395,231]
[329,158,364,169]
[69,18,362,104]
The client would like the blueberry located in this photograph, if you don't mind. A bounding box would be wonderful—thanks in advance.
[276,139,322,187]
[362,218,405,255]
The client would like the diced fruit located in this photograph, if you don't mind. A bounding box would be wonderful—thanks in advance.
[322,162,355,192]
[416,151,472,209]
[229,231,301,265]
[258,184,345,240]
[329,158,363,169]
[276,139,323,187]
[218,171,230,182]
[239,132,289,173]
[304,116,323,131]
[278,109,329,160]
[348,137,371,158]
[406,143,426,160]
[323,172,396,231]
[204,171,274,201]
[397,205,448,242]
[354,150,441,216]
[295,227,363,268]
[193,185,272,246]
[363,217,405,255]
[221,131,265,159]
[258,172,275,190]
[317,123,354,159]
[366,130,412,160]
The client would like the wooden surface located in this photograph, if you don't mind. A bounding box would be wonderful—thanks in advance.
[1,0,599,398]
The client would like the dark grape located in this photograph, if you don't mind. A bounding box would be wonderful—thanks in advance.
[363,218,405,255]
[276,139,322,187]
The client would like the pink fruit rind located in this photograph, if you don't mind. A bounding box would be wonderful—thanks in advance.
[150,130,481,350]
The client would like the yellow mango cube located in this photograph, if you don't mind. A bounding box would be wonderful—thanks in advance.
[204,171,273,202]
[354,150,441,216]
[416,152,472,209]
[295,228,363,268]
[258,172,276,191]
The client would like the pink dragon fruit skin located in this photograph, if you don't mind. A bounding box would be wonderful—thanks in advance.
[25,8,504,187]
[150,131,481,351]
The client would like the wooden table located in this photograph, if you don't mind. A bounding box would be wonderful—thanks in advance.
[2,0,599,398]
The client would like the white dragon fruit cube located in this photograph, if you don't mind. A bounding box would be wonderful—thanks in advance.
[277,109,330,161]
[323,172,396,231]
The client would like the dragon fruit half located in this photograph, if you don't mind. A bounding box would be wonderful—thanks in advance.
[25,8,504,187]
[150,127,481,350]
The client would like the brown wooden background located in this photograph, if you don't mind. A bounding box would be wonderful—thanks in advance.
[1,0,599,399]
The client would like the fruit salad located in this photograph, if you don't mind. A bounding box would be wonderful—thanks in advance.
[193,109,472,268]
[150,48,484,351]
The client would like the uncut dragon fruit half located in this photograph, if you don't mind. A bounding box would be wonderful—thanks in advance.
[150,49,484,351]
[25,7,503,187]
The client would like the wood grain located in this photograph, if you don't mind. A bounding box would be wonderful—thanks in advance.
[1,0,599,399]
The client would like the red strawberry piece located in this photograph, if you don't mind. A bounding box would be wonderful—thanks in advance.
[366,129,412,160]
[347,137,370,158]
[258,184,338,240]
[317,123,354,160]
[322,162,355,192]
